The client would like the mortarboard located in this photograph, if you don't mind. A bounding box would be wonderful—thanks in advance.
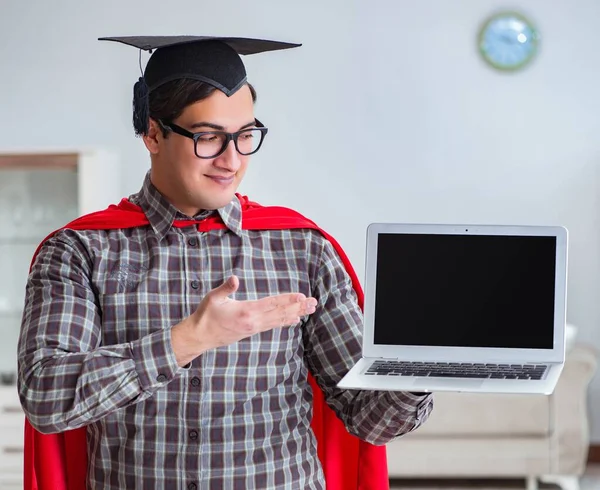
[99,36,301,135]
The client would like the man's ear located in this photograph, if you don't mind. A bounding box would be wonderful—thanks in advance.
[142,119,163,155]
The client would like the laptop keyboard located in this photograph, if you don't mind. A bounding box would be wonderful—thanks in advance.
[366,361,547,380]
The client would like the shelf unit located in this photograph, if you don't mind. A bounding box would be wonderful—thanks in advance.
[0,150,120,487]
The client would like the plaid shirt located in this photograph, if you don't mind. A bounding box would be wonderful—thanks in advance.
[18,173,433,490]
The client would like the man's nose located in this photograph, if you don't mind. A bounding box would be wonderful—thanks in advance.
[215,139,242,171]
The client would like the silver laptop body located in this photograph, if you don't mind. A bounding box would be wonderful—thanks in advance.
[337,223,568,395]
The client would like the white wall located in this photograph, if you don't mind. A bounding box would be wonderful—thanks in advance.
[2,0,600,441]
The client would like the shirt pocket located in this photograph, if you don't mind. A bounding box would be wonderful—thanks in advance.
[101,263,150,294]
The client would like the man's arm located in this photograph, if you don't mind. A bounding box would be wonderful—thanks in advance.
[17,233,184,434]
[303,235,433,446]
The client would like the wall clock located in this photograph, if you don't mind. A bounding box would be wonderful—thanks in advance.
[478,12,539,71]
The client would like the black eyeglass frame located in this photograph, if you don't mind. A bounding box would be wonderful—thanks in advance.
[158,119,268,159]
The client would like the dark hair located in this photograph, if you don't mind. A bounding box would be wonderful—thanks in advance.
[147,79,257,137]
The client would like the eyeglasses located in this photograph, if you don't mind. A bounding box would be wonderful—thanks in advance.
[159,119,268,159]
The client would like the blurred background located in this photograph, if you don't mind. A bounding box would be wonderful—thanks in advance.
[1,1,599,488]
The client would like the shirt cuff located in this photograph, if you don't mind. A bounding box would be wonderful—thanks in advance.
[131,326,182,391]
[387,391,433,422]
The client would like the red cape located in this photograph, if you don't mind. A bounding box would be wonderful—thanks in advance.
[23,195,389,490]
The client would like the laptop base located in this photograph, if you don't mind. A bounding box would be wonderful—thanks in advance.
[337,358,564,395]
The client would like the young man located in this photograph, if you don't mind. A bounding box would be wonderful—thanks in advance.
[17,36,433,489]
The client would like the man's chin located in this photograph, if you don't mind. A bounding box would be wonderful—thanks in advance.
[196,192,236,212]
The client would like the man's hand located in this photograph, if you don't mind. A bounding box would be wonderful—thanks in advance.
[171,275,318,366]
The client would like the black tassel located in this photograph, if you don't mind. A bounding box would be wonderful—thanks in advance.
[133,77,150,136]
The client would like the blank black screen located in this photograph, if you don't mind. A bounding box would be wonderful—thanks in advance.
[373,233,556,349]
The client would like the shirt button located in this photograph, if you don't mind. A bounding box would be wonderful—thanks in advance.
[190,280,199,290]
[189,430,199,440]
[187,238,198,247]
[188,484,197,490]
[191,377,201,387]
[156,374,167,383]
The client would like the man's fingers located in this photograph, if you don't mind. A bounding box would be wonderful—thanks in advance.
[301,300,318,316]
[259,293,307,311]
[258,298,318,330]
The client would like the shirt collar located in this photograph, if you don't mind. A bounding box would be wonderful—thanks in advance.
[129,171,243,240]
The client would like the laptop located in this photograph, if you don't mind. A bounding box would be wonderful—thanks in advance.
[337,223,568,395]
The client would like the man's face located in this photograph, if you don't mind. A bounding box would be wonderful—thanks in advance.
[145,84,255,215]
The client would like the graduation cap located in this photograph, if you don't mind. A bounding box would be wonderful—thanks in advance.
[99,36,301,135]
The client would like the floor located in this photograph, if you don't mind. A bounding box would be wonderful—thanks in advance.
[389,464,600,489]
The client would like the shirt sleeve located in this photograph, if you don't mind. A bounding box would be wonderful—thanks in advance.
[303,235,433,446]
[17,233,184,434]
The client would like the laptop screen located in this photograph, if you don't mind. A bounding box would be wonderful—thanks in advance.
[373,233,557,349]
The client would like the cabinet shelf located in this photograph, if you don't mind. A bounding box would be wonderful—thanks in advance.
[0,153,78,169]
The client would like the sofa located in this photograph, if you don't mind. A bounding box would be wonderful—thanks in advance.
[386,334,598,490]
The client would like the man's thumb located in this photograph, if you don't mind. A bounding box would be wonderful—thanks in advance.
[214,275,239,298]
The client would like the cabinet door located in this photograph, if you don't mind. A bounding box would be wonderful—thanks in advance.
[0,387,23,487]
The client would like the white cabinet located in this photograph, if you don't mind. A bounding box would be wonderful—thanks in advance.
[0,150,120,374]
[0,150,120,489]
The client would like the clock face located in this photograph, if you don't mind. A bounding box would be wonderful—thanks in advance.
[479,12,539,71]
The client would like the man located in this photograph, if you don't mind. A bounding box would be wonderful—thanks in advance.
[17,36,433,489]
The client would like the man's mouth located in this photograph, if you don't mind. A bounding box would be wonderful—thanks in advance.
[205,175,235,186]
